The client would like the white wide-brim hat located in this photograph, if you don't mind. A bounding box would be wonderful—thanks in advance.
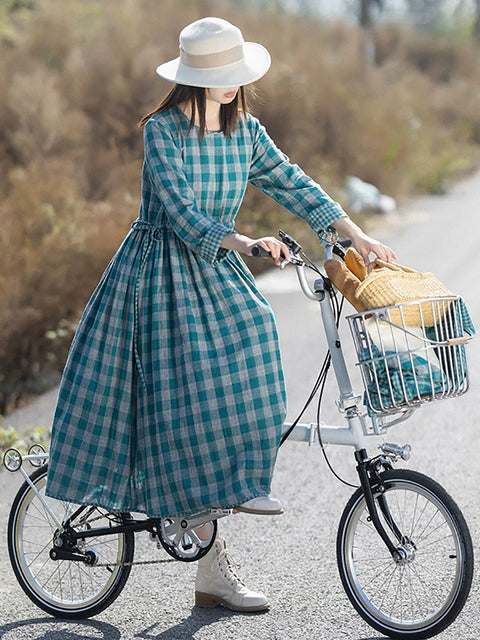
[156,17,271,88]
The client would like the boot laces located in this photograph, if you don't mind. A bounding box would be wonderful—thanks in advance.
[216,548,246,587]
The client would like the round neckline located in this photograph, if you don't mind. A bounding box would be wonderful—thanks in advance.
[174,105,223,134]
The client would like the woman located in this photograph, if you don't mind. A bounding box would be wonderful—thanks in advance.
[46,17,396,612]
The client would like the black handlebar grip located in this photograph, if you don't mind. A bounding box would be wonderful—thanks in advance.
[251,245,271,258]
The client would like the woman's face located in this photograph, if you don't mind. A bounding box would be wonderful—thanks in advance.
[206,87,239,104]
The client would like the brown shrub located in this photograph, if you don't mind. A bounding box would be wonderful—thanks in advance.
[2,0,480,410]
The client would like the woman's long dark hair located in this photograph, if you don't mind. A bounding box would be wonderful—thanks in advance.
[138,85,250,140]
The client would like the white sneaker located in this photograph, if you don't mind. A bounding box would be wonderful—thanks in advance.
[195,537,269,612]
[236,495,284,515]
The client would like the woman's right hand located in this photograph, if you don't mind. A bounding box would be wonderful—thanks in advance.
[221,232,290,267]
[246,236,290,267]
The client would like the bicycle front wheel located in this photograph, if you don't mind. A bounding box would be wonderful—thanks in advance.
[337,468,473,639]
[8,464,135,618]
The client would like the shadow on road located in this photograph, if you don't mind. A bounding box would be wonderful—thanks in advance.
[0,617,121,639]
[136,605,268,639]
[135,608,385,640]
[0,609,395,640]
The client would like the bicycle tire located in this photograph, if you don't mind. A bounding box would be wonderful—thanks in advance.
[8,464,135,619]
[337,468,473,639]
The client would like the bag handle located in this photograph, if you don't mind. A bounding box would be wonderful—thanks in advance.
[367,259,418,275]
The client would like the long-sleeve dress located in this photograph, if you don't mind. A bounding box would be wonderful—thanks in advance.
[46,106,347,517]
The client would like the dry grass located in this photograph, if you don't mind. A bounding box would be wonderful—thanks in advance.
[2,0,480,411]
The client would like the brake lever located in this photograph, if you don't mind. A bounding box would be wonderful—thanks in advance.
[279,229,302,254]
[332,239,352,259]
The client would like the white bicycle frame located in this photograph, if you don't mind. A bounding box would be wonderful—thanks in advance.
[282,253,368,445]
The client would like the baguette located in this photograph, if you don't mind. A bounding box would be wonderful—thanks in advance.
[324,258,368,312]
[344,247,368,281]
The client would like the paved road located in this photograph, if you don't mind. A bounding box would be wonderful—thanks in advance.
[1,172,479,639]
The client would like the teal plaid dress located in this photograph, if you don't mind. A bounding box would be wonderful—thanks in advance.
[46,107,346,517]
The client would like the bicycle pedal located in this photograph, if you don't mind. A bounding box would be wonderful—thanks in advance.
[182,533,193,550]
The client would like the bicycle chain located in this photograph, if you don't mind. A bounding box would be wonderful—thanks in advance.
[93,557,175,568]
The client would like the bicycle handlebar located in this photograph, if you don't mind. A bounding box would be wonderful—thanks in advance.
[251,228,350,299]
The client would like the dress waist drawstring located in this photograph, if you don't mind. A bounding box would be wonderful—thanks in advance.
[131,219,167,241]
[130,219,166,394]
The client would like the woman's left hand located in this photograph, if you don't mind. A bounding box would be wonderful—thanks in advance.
[351,230,397,266]
[332,217,397,266]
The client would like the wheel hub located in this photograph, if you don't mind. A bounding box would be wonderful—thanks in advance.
[394,542,416,565]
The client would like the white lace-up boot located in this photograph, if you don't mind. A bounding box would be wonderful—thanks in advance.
[195,537,269,612]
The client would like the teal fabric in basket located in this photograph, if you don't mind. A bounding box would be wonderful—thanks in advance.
[360,298,475,415]
[360,344,448,414]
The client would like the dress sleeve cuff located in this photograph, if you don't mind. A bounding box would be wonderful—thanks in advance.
[305,202,348,234]
[199,223,234,266]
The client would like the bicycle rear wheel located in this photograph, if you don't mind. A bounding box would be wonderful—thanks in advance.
[337,468,473,639]
[8,464,135,618]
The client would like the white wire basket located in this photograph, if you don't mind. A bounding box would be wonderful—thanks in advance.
[347,297,470,416]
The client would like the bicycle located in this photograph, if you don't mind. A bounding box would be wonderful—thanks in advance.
[3,229,474,639]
